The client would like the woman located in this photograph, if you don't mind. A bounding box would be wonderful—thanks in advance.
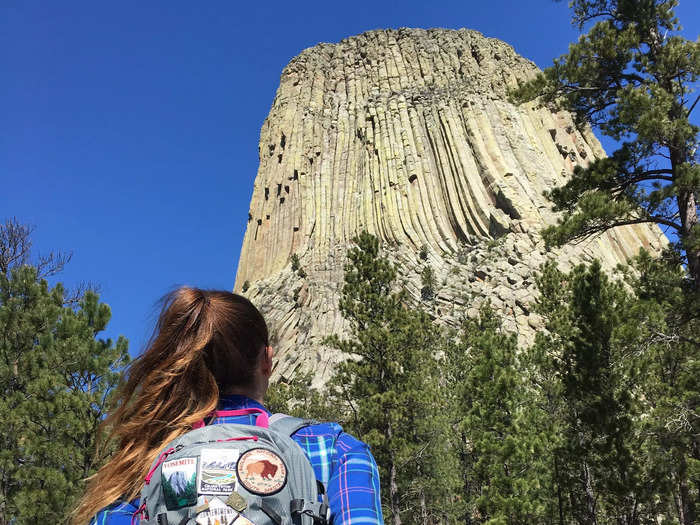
[73,288,383,525]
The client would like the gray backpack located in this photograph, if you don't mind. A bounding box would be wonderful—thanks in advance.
[135,409,329,525]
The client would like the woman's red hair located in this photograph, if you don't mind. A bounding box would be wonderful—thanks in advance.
[73,287,268,525]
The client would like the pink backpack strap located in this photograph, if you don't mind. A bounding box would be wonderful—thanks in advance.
[192,407,269,429]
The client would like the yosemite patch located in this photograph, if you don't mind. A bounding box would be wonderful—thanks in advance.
[236,448,287,495]
[161,457,198,510]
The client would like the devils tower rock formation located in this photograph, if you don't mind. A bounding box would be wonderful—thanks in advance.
[234,28,665,383]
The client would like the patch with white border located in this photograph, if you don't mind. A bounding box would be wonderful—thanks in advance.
[198,448,240,495]
[194,496,238,525]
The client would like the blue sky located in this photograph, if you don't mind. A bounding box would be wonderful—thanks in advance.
[2,1,699,356]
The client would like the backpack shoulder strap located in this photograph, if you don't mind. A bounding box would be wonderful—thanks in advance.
[268,413,318,437]
[269,413,332,523]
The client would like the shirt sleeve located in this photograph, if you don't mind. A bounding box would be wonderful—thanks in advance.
[89,500,139,525]
[327,432,384,525]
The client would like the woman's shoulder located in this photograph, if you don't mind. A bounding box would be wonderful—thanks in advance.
[292,420,373,453]
[90,499,140,525]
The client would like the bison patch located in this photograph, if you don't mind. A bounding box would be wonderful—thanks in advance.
[236,448,287,495]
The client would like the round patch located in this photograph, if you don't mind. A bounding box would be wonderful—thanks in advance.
[236,448,287,495]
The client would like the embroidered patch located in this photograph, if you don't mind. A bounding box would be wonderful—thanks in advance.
[194,496,238,525]
[226,491,247,513]
[161,457,198,510]
[198,448,240,495]
[236,448,287,495]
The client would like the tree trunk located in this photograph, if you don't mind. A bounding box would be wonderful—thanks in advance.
[673,484,685,525]
[387,420,402,525]
[671,149,700,290]
[420,488,428,525]
[554,456,565,525]
[583,462,598,525]
[678,187,700,290]
[416,463,428,525]
[460,432,472,525]
[676,456,696,525]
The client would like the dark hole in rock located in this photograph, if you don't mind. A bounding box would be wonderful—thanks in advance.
[266,215,270,220]
[293,226,299,232]
[268,144,275,156]
[293,170,299,180]
[277,184,282,196]
[280,133,286,149]
[549,129,557,140]
[470,46,481,64]
[280,197,285,204]
[264,187,269,200]
[495,189,522,220]
[248,213,252,222]
[408,174,418,183]
[284,185,290,193]
[257,219,262,225]
[278,154,283,164]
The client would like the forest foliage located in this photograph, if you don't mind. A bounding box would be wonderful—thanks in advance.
[0,219,129,525]
[272,231,698,525]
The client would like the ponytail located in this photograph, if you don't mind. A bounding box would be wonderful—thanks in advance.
[73,288,269,525]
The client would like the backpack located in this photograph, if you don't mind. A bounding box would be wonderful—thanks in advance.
[135,409,330,525]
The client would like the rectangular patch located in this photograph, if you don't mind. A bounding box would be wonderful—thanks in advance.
[161,457,198,510]
[195,496,238,525]
[198,448,240,495]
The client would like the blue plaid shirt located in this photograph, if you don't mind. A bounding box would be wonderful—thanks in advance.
[90,395,383,525]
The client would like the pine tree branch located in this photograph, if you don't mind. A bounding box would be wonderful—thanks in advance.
[574,10,623,29]
[687,93,700,117]
[567,215,682,244]
[631,169,675,179]
[650,330,700,349]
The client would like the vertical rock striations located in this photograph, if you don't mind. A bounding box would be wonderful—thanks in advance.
[234,28,665,383]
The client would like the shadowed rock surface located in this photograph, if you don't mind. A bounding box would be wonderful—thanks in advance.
[233,28,665,384]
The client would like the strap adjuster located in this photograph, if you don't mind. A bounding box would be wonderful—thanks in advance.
[290,499,328,525]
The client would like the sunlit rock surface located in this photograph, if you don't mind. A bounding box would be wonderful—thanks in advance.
[233,28,665,384]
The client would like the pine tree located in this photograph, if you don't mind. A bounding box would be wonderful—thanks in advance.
[532,260,658,525]
[326,232,457,525]
[512,0,700,288]
[621,251,699,525]
[447,306,553,525]
[265,371,337,421]
[0,219,129,525]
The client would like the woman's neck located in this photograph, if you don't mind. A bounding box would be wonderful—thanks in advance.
[223,385,265,405]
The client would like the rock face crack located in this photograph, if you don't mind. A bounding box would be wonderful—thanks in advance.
[234,28,665,385]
